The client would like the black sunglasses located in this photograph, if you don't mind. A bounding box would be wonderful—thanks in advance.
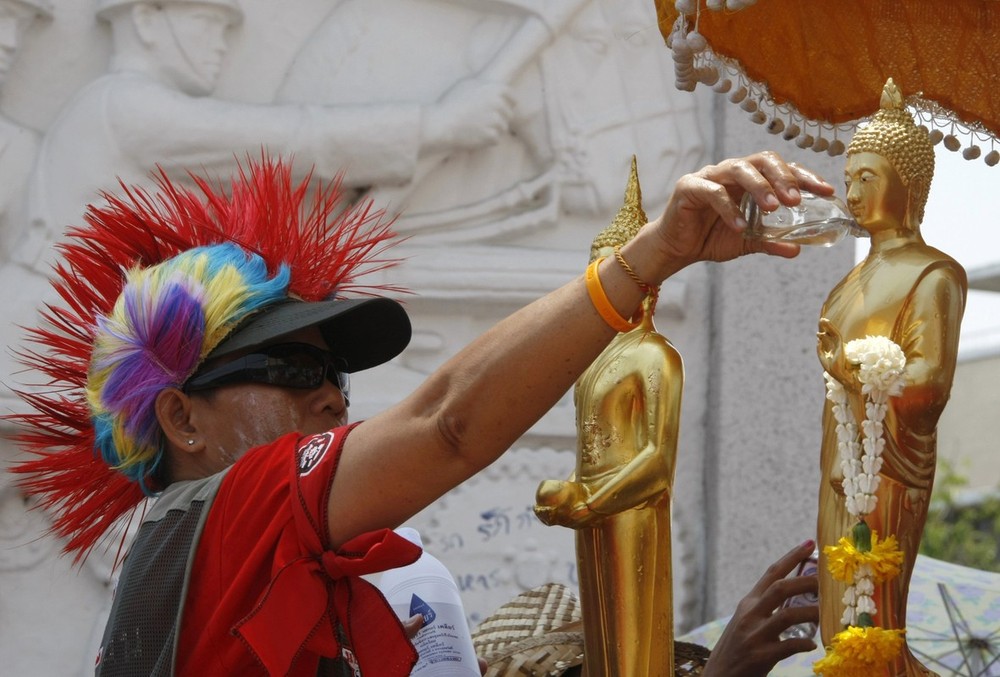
[184,342,350,403]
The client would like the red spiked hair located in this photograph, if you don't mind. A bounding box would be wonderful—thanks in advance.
[7,153,406,563]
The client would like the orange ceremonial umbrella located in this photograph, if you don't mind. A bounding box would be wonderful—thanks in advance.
[654,0,1000,165]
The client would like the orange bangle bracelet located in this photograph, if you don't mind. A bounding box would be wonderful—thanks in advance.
[585,257,639,333]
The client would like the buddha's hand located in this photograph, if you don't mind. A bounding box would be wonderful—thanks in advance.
[817,317,849,383]
[533,480,596,528]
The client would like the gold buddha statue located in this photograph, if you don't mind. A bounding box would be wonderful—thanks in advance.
[535,157,682,676]
[816,79,967,676]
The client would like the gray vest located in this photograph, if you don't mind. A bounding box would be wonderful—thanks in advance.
[95,474,224,676]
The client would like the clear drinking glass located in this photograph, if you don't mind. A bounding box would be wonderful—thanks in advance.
[741,191,862,247]
[778,548,820,640]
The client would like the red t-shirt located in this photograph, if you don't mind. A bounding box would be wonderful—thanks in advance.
[175,426,420,676]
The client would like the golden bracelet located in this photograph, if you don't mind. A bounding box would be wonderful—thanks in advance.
[585,257,639,333]
[613,246,651,295]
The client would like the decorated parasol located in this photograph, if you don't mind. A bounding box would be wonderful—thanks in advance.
[654,0,1000,165]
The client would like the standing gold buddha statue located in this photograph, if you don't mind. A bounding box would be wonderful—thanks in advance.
[535,157,681,676]
[816,79,967,677]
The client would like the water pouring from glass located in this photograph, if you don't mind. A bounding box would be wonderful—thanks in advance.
[741,191,864,247]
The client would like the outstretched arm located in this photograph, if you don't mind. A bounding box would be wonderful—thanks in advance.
[330,153,832,547]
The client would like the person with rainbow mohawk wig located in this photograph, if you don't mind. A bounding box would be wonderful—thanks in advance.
[8,150,833,676]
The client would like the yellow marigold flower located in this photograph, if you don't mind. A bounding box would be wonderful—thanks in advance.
[825,537,862,583]
[813,626,905,676]
[868,534,904,581]
[823,532,903,584]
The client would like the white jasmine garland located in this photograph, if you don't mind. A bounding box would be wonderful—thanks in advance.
[840,587,857,626]
[856,575,875,596]
[856,593,877,616]
[824,335,907,628]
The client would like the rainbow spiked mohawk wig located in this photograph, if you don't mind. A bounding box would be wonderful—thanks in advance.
[8,154,408,562]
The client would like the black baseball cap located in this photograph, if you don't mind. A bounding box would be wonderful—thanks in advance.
[206,297,411,373]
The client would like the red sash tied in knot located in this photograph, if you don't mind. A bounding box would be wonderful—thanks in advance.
[234,528,421,676]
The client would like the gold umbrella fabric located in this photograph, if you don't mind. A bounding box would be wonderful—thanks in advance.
[655,0,1000,162]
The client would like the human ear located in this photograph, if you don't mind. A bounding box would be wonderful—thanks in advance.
[155,387,200,453]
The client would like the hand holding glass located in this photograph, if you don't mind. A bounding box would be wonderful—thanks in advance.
[741,191,861,247]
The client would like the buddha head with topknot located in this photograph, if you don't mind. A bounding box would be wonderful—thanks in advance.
[847,78,935,225]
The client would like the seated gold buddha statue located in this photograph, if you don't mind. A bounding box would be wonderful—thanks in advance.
[816,79,967,677]
[535,157,682,676]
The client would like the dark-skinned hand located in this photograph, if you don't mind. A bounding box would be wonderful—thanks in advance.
[702,540,820,677]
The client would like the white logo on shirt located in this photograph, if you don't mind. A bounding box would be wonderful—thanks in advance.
[297,432,334,476]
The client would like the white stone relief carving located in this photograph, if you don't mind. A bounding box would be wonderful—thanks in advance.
[0,481,56,571]
[277,0,593,244]
[17,0,511,275]
[0,0,49,260]
[0,1,53,417]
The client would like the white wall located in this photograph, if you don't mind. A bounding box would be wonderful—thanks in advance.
[937,352,1000,492]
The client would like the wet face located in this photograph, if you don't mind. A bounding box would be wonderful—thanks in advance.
[186,327,349,474]
[844,152,909,234]
[155,3,232,95]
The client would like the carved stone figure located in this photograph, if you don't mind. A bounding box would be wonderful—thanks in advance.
[277,0,702,246]
[276,0,585,243]
[16,0,513,274]
[817,79,967,676]
[535,158,680,675]
[0,0,50,259]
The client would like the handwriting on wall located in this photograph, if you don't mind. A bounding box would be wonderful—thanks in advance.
[417,499,579,626]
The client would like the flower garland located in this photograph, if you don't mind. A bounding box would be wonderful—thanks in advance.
[814,336,907,676]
